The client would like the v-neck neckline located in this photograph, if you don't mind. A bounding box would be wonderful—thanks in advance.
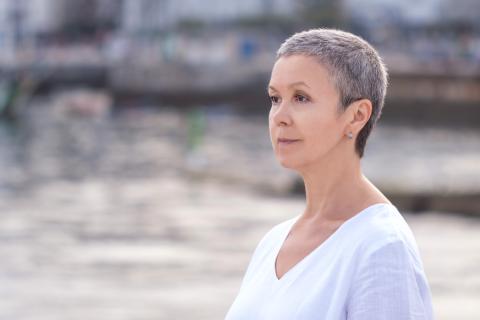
[272,202,392,282]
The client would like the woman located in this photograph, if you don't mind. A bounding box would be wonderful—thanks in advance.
[225,29,434,319]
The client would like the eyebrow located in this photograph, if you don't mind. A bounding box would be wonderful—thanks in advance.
[267,81,311,92]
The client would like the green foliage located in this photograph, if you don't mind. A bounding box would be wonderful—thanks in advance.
[187,108,206,151]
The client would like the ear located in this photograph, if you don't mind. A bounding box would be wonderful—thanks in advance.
[346,99,372,136]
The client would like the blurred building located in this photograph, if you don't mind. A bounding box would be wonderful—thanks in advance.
[438,0,480,29]
[0,0,61,62]
[343,0,480,36]
[121,0,295,33]
[0,0,120,44]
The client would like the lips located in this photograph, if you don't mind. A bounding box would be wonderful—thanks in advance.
[278,138,300,144]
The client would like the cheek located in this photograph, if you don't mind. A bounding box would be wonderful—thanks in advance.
[304,117,341,149]
[268,113,275,139]
[269,127,277,150]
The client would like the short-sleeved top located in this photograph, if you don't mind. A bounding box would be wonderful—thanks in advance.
[225,203,434,319]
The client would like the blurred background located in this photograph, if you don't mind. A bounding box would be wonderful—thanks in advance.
[0,0,479,319]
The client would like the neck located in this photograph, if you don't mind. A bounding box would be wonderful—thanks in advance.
[298,147,366,222]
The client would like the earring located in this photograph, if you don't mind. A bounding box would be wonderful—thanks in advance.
[347,132,353,139]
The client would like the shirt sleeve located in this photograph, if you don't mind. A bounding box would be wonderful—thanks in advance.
[346,240,433,320]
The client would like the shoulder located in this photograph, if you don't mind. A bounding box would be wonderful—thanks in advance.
[346,205,434,318]
[253,216,297,254]
[351,203,424,268]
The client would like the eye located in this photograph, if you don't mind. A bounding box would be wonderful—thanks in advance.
[269,95,280,104]
[294,94,310,103]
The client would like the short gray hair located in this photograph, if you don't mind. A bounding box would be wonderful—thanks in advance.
[276,28,388,158]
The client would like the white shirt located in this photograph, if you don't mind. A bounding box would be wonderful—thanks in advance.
[225,203,434,319]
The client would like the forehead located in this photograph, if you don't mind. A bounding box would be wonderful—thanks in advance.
[269,55,335,93]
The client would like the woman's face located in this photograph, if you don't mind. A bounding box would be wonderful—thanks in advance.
[268,55,349,170]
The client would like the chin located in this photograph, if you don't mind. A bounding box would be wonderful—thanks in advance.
[277,157,302,171]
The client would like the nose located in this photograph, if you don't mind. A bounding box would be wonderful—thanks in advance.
[270,101,292,127]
